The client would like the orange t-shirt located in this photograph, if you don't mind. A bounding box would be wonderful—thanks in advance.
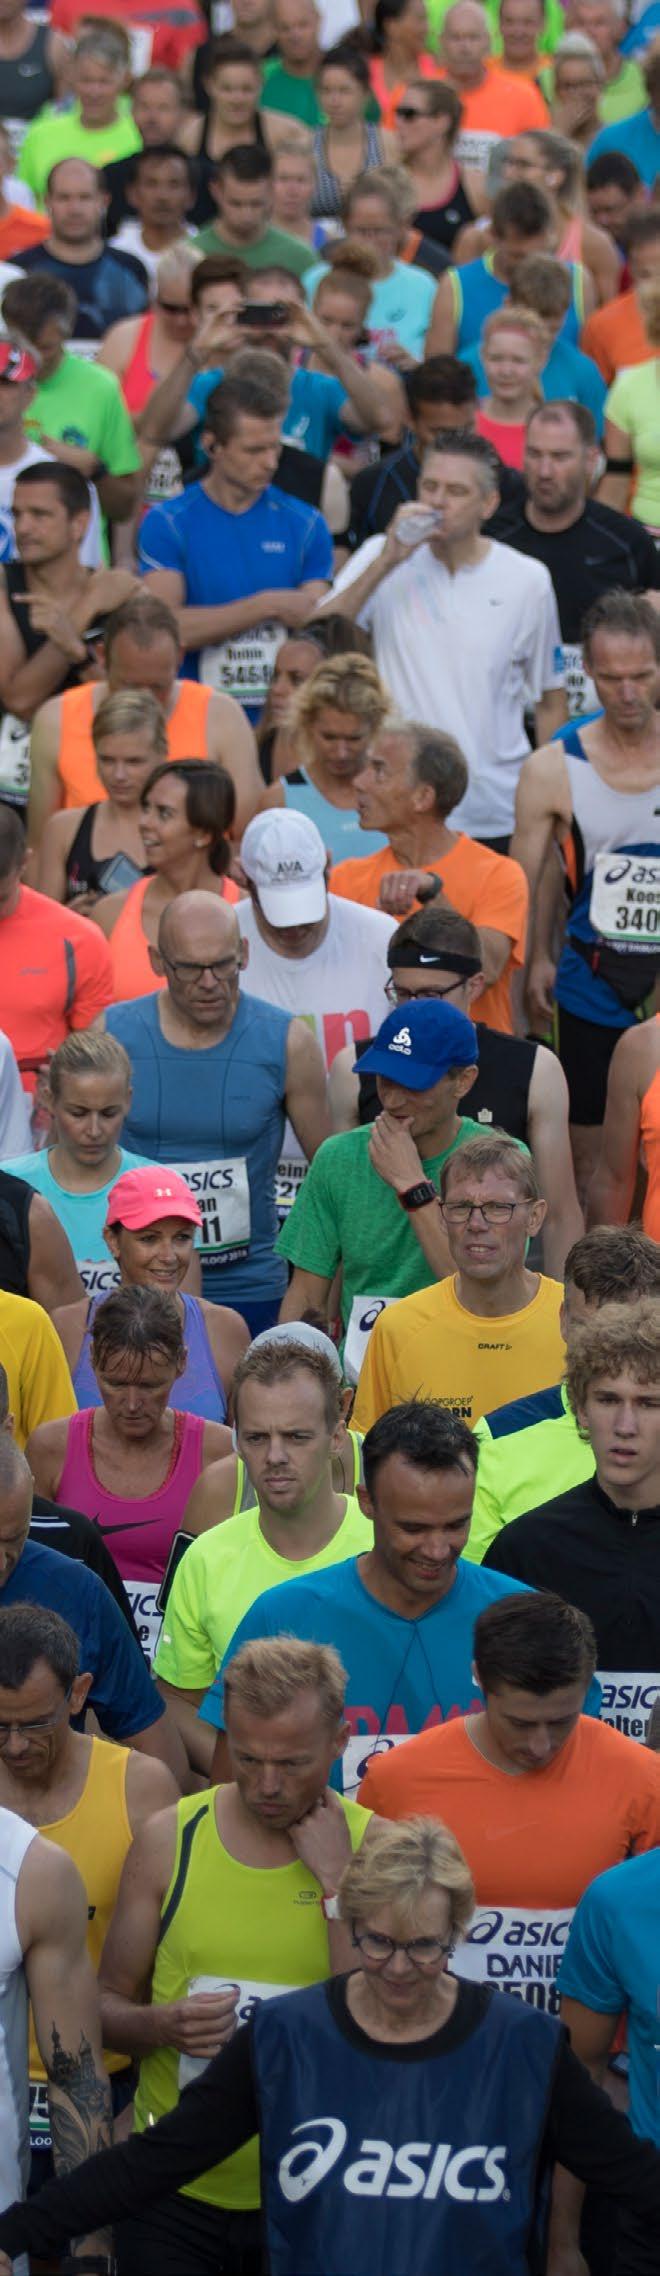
[369,52,440,131]
[56,680,216,812]
[640,1023,660,1243]
[2,884,114,1091]
[0,206,50,259]
[581,290,652,386]
[329,835,528,1035]
[439,62,548,169]
[109,871,241,1002]
[359,1713,660,1908]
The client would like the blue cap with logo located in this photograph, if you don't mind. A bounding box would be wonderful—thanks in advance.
[356,999,478,1092]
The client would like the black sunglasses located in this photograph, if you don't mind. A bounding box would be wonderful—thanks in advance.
[395,103,427,119]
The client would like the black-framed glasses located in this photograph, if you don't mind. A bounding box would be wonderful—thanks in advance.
[395,103,428,120]
[352,1925,452,1969]
[385,977,466,1006]
[161,954,242,986]
[0,1685,73,1746]
[440,1199,529,1225]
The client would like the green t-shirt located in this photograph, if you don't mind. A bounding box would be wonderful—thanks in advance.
[260,60,324,127]
[193,220,315,277]
[464,1386,595,1566]
[605,360,660,528]
[19,108,141,205]
[539,54,645,120]
[153,1493,372,1692]
[427,0,565,50]
[276,1116,487,1340]
[26,352,141,475]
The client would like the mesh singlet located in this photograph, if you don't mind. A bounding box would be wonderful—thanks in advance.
[312,121,384,219]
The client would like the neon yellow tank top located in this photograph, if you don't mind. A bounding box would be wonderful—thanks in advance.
[134,1787,370,2209]
[231,1427,364,1514]
[29,1736,132,2081]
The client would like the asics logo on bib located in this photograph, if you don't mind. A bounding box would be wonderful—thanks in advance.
[278,2119,508,2205]
[390,1025,412,1053]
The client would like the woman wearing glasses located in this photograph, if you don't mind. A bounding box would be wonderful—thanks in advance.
[395,77,478,252]
[6,1813,660,2275]
[90,759,241,1001]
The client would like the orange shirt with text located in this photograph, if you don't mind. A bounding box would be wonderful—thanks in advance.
[329,834,528,1034]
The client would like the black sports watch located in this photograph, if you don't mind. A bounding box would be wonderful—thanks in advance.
[398,1179,437,1212]
[416,873,442,903]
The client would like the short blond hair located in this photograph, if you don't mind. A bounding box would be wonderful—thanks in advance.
[92,687,168,758]
[339,1818,474,1941]
[566,1298,660,1418]
[293,654,389,757]
[223,1635,347,1729]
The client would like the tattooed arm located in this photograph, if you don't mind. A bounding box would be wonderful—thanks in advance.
[17,1835,113,2262]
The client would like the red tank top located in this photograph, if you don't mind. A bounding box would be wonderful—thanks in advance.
[122,310,158,416]
[56,1406,206,1582]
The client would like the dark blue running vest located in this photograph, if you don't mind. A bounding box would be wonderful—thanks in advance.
[253,1980,562,2276]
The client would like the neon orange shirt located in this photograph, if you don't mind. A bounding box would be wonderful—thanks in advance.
[0,206,49,259]
[581,290,653,386]
[640,1025,660,1243]
[56,681,216,812]
[369,53,441,130]
[109,871,241,1002]
[329,834,528,1035]
[359,1713,660,1906]
[2,884,114,1091]
[476,407,527,470]
[439,62,549,167]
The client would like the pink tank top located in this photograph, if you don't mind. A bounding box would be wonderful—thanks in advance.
[122,310,158,416]
[57,1407,205,1583]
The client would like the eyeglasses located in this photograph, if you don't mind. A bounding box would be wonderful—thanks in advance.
[352,1926,452,1969]
[385,977,466,1006]
[395,103,427,120]
[0,1686,72,1746]
[440,1199,530,1225]
[162,955,242,985]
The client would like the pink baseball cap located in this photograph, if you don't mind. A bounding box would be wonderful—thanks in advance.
[0,342,39,383]
[106,1166,202,1232]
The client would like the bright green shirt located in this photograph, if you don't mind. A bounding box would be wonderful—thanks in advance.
[606,359,660,528]
[276,1116,487,1339]
[192,219,316,277]
[153,1493,372,1693]
[427,0,565,52]
[464,1384,595,1565]
[19,107,141,205]
[260,59,324,127]
[24,351,141,560]
[540,54,646,120]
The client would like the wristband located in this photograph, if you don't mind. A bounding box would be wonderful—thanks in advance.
[417,873,442,902]
[605,455,632,474]
[398,1179,437,1212]
[321,1893,341,1920]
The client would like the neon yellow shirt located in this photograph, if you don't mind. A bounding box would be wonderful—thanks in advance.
[154,1493,372,1693]
[353,1273,565,1434]
[19,109,140,204]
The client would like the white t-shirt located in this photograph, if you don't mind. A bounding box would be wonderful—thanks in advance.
[0,1028,30,1156]
[110,220,194,291]
[0,444,102,568]
[331,537,563,840]
[239,895,394,1214]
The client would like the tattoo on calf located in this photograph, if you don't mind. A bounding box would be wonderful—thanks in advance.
[47,2026,112,2174]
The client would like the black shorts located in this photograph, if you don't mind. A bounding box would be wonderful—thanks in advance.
[116,2191,261,2276]
[554,1004,623,1127]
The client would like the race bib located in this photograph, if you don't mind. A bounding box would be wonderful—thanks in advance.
[559,642,597,719]
[597,1668,660,1742]
[275,1153,307,1223]
[146,447,184,503]
[0,711,30,805]
[589,851,660,945]
[344,1294,396,1387]
[127,23,153,71]
[200,622,283,707]
[454,127,499,173]
[179,1973,290,2088]
[78,1258,121,1298]
[174,1158,251,1264]
[124,1579,163,1668]
[342,1731,410,1801]
[452,1905,573,2014]
[4,116,28,158]
[29,2080,51,2153]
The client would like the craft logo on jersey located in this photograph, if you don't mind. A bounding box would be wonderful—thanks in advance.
[278,2119,508,2205]
[390,1024,412,1055]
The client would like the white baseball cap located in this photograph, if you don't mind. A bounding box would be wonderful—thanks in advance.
[240,809,327,925]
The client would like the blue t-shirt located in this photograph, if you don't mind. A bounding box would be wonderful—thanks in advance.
[199,1554,531,1793]
[622,2,660,51]
[189,366,348,465]
[15,244,148,338]
[0,1145,152,1296]
[305,257,437,362]
[451,255,583,354]
[138,480,333,709]
[558,1850,660,2145]
[465,337,606,435]
[4,1539,162,1738]
[587,108,660,186]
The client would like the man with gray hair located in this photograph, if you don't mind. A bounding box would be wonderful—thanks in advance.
[323,433,565,849]
[328,718,528,1034]
[438,0,550,172]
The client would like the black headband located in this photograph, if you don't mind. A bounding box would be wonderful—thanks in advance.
[388,942,481,976]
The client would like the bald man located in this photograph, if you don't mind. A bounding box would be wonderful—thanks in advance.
[105,890,330,1334]
[438,0,549,172]
[16,158,148,338]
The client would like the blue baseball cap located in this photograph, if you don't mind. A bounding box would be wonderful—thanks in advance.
[356,1000,478,1092]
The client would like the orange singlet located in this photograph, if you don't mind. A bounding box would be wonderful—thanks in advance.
[640,1020,660,1243]
[109,871,242,1001]
[56,682,216,811]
